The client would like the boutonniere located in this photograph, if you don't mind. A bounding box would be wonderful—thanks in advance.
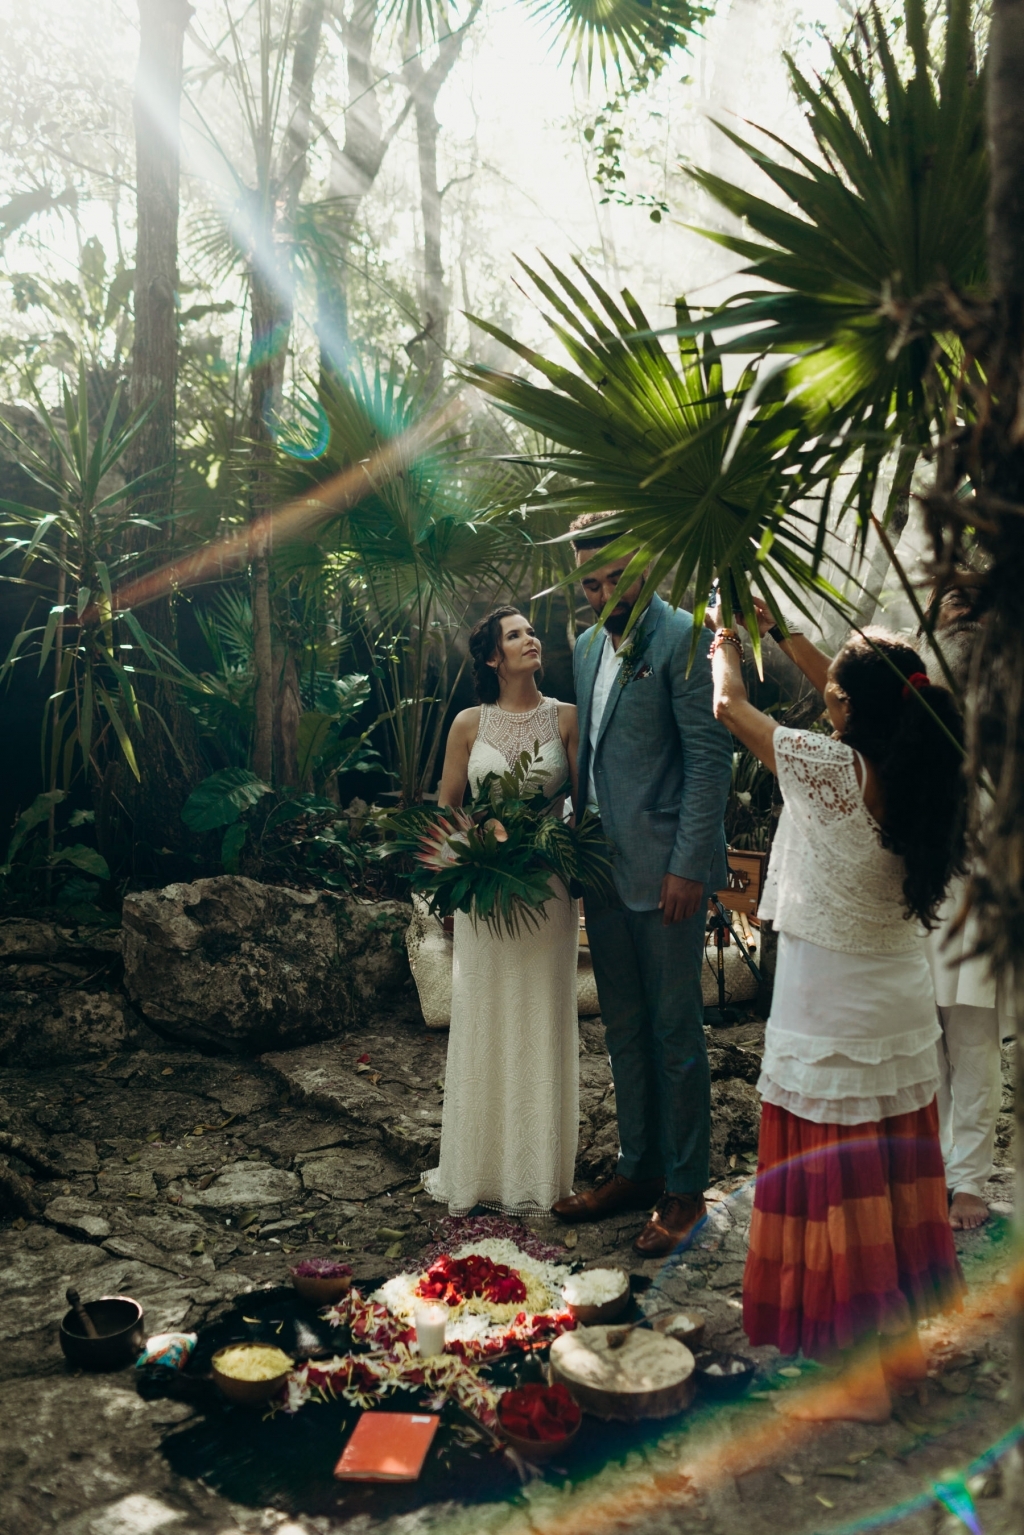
[618,622,654,687]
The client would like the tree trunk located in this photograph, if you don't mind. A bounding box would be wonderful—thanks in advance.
[403,5,480,393]
[127,0,203,875]
[248,0,325,786]
[975,1,1024,1509]
[317,0,405,377]
[248,264,287,786]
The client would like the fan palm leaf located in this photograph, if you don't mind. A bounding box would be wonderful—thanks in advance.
[466,256,847,653]
[681,0,986,529]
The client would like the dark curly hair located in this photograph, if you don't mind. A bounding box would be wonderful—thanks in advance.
[833,628,966,927]
[469,607,538,704]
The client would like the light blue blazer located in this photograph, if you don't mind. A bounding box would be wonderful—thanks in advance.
[574,594,734,911]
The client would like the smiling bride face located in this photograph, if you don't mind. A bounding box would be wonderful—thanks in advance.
[488,613,542,685]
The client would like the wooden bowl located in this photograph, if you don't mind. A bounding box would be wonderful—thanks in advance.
[290,1272,352,1307]
[550,1325,695,1421]
[60,1296,145,1371]
[651,1311,706,1350]
[497,1403,581,1464]
[211,1345,293,1407]
[692,1349,756,1399]
[562,1269,630,1326]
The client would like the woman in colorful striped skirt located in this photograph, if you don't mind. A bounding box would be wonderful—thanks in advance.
[709,602,966,1422]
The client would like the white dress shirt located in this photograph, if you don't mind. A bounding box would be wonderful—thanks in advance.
[586,632,625,812]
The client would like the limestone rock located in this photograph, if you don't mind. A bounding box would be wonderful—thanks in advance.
[296,1146,410,1200]
[44,1196,111,1241]
[0,918,121,961]
[187,1160,299,1209]
[709,1077,762,1180]
[0,989,145,1068]
[121,876,412,1052]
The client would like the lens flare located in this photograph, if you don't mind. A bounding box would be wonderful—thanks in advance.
[264,393,330,461]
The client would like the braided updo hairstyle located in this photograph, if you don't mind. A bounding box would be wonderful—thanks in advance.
[832,628,966,927]
[469,607,537,705]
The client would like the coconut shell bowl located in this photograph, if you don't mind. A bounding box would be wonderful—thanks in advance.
[561,1267,631,1326]
[692,1348,757,1399]
[210,1344,294,1407]
[289,1261,353,1308]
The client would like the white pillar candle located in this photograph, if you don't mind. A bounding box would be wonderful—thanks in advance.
[414,1302,448,1357]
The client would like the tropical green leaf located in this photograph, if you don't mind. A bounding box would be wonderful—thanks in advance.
[51,845,110,880]
[182,768,273,832]
[297,712,335,782]
[466,257,848,655]
[1,789,65,874]
[221,821,248,873]
[679,0,986,527]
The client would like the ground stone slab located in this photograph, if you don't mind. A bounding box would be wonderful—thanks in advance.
[44,1196,111,1241]
[185,1160,299,1209]
[296,1146,412,1199]
[122,876,414,1052]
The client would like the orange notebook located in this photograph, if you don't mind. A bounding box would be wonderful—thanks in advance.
[334,1411,440,1482]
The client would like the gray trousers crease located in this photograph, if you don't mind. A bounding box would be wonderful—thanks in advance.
[584,889,710,1194]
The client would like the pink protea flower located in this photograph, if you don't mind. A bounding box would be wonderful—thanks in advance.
[416,807,474,870]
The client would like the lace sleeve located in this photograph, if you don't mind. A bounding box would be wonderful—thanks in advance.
[774,728,863,827]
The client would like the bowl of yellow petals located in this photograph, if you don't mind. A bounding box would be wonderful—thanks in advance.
[211,1343,294,1406]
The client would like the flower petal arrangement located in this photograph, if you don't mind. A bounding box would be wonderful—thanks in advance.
[498,1382,581,1442]
[374,749,614,937]
[280,1239,578,1421]
[376,1238,575,1339]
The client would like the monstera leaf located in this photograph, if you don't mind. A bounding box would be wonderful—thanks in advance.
[182,768,272,833]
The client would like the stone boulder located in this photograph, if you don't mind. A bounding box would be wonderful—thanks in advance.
[0,989,150,1069]
[709,1077,762,1180]
[0,918,146,1068]
[121,876,413,1053]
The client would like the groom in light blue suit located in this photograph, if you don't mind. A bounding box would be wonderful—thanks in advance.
[552,514,734,1255]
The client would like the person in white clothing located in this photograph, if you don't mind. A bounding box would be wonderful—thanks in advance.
[424,607,581,1216]
[711,601,966,1425]
[923,590,1010,1230]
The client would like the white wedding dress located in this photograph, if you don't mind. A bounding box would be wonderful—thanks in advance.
[422,697,580,1215]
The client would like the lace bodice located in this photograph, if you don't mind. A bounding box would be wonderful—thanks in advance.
[468,698,568,797]
[759,728,923,955]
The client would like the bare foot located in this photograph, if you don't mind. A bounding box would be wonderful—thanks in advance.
[882,1329,928,1395]
[772,1353,891,1424]
[949,1192,989,1231]
[772,1378,892,1424]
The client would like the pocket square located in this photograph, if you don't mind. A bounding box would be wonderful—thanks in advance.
[631,663,654,681]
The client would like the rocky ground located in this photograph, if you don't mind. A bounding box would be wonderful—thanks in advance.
[0,1000,1018,1535]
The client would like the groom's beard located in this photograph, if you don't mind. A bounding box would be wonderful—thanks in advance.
[604,604,632,636]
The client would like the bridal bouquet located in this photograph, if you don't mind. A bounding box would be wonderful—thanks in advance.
[374,750,613,937]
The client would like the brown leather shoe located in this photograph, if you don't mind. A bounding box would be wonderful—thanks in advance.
[551,1173,665,1224]
[632,1193,708,1257]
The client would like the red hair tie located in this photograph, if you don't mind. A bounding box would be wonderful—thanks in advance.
[902,671,929,699]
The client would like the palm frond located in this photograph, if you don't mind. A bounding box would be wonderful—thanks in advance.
[465,257,849,658]
[680,0,986,527]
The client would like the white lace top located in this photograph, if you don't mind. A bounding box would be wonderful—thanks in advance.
[468,698,568,798]
[757,728,940,1125]
[758,728,923,955]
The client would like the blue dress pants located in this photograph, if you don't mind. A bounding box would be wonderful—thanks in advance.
[584,884,710,1195]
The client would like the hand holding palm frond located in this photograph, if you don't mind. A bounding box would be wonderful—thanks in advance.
[375,749,613,937]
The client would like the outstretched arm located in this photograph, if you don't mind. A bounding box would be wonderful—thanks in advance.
[558,703,580,812]
[710,625,779,773]
[748,596,832,696]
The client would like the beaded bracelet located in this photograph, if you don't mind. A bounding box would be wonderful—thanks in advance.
[710,628,743,658]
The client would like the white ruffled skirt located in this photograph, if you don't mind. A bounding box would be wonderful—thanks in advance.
[759,932,940,1125]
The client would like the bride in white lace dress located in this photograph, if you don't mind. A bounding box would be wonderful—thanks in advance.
[422,607,580,1216]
